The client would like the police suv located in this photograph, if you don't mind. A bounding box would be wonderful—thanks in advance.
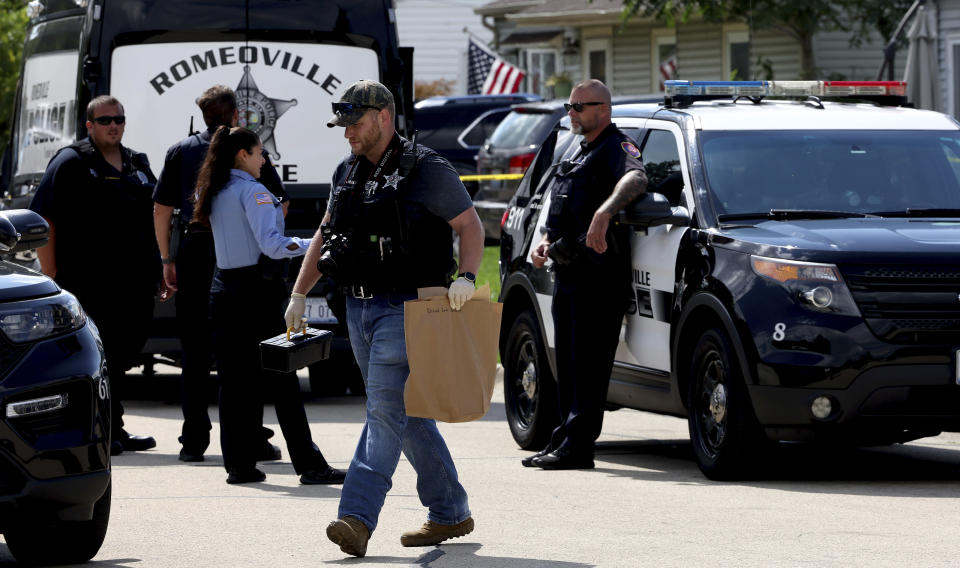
[499,80,960,480]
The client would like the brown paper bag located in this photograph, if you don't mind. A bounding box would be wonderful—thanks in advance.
[403,285,503,422]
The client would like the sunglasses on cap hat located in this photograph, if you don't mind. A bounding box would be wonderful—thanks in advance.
[331,102,382,116]
[92,115,126,125]
[563,102,604,113]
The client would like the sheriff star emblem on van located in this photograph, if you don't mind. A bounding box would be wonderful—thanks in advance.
[236,65,297,160]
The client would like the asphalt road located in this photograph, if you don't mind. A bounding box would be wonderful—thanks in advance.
[2,367,960,567]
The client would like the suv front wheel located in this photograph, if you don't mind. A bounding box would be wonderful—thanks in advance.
[503,310,559,449]
[4,480,111,565]
[687,327,765,480]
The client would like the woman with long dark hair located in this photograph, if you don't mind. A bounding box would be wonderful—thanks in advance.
[193,126,345,485]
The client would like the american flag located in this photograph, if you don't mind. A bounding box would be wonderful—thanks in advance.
[467,36,525,95]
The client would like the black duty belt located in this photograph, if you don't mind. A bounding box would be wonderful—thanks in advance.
[342,283,418,300]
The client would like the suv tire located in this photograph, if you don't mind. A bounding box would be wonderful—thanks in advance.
[504,310,559,449]
[4,480,111,565]
[687,327,765,480]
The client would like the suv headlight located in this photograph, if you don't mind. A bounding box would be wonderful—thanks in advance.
[0,292,86,343]
[751,256,860,316]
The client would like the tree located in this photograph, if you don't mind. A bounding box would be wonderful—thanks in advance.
[0,0,28,156]
[617,0,914,80]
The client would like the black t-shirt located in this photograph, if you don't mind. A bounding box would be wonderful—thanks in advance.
[545,123,645,284]
[153,127,288,224]
[30,138,159,296]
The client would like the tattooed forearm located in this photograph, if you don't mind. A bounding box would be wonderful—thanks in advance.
[598,169,648,216]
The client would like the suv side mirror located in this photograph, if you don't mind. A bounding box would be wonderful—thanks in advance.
[0,210,49,252]
[619,192,691,229]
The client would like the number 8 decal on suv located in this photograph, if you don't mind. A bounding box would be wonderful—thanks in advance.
[499,80,960,480]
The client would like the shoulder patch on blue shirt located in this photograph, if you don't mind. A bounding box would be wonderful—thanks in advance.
[254,192,272,205]
[621,141,641,159]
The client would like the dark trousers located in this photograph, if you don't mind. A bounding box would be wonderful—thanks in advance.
[549,276,627,456]
[174,229,216,454]
[76,289,154,440]
[210,266,326,473]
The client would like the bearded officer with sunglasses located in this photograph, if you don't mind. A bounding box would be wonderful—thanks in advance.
[284,80,482,558]
[525,79,648,471]
[31,95,165,456]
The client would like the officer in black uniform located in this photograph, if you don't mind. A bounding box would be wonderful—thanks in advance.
[527,79,648,470]
[30,95,163,455]
[153,85,286,463]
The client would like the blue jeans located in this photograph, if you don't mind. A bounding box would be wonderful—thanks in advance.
[338,294,471,534]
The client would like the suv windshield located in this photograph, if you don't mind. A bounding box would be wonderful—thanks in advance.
[488,111,556,149]
[702,130,960,216]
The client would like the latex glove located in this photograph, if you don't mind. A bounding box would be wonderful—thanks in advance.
[285,293,307,332]
[448,277,475,311]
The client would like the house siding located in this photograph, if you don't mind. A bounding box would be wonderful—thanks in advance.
[939,0,960,115]
[751,29,801,80]
[815,29,903,81]
[395,0,491,94]
[612,25,651,95]
[676,22,723,81]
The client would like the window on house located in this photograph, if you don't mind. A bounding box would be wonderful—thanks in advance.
[527,49,559,98]
[583,37,612,85]
[726,30,750,80]
[653,34,677,92]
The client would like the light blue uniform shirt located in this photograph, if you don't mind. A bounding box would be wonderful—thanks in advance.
[210,169,311,269]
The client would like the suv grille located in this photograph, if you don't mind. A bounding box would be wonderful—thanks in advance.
[842,264,960,344]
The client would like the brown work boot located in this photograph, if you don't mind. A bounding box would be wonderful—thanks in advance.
[326,516,370,557]
[400,517,475,547]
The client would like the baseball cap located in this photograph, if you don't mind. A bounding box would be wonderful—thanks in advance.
[326,80,394,127]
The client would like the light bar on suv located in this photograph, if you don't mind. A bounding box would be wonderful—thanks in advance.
[664,80,907,107]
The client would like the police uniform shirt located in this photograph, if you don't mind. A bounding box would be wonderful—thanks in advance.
[327,135,473,225]
[30,138,159,292]
[153,127,289,225]
[209,169,310,269]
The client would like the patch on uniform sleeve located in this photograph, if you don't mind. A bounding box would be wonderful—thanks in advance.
[254,192,272,205]
[621,141,641,158]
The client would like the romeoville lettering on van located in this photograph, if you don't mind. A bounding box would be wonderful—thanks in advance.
[149,45,341,96]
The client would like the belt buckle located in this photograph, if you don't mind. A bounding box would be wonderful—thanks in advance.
[352,285,373,299]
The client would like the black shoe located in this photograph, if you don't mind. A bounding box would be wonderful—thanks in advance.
[256,442,282,462]
[110,441,123,456]
[226,467,266,484]
[533,449,594,470]
[521,447,553,468]
[300,466,347,485]
[119,434,157,452]
[178,449,204,463]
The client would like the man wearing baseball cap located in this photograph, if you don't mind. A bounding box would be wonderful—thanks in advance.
[286,79,483,557]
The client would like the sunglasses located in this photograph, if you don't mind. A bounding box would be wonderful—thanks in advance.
[564,102,604,113]
[332,102,381,116]
[92,115,126,125]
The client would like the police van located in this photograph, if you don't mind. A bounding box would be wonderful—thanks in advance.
[1,0,412,389]
[499,80,960,479]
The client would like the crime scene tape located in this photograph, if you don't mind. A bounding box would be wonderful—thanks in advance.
[459,173,525,182]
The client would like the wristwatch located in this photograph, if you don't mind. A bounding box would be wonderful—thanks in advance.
[458,271,476,284]
[161,257,175,265]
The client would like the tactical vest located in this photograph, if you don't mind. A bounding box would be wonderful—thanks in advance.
[327,138,455,291]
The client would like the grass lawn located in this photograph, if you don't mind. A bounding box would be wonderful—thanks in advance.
[477,245,501,301]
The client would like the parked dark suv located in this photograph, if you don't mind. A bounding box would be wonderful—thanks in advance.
[414,94,540,196]
[476,94,659,241]
[500,80,960,480]
[0,209,111,565]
